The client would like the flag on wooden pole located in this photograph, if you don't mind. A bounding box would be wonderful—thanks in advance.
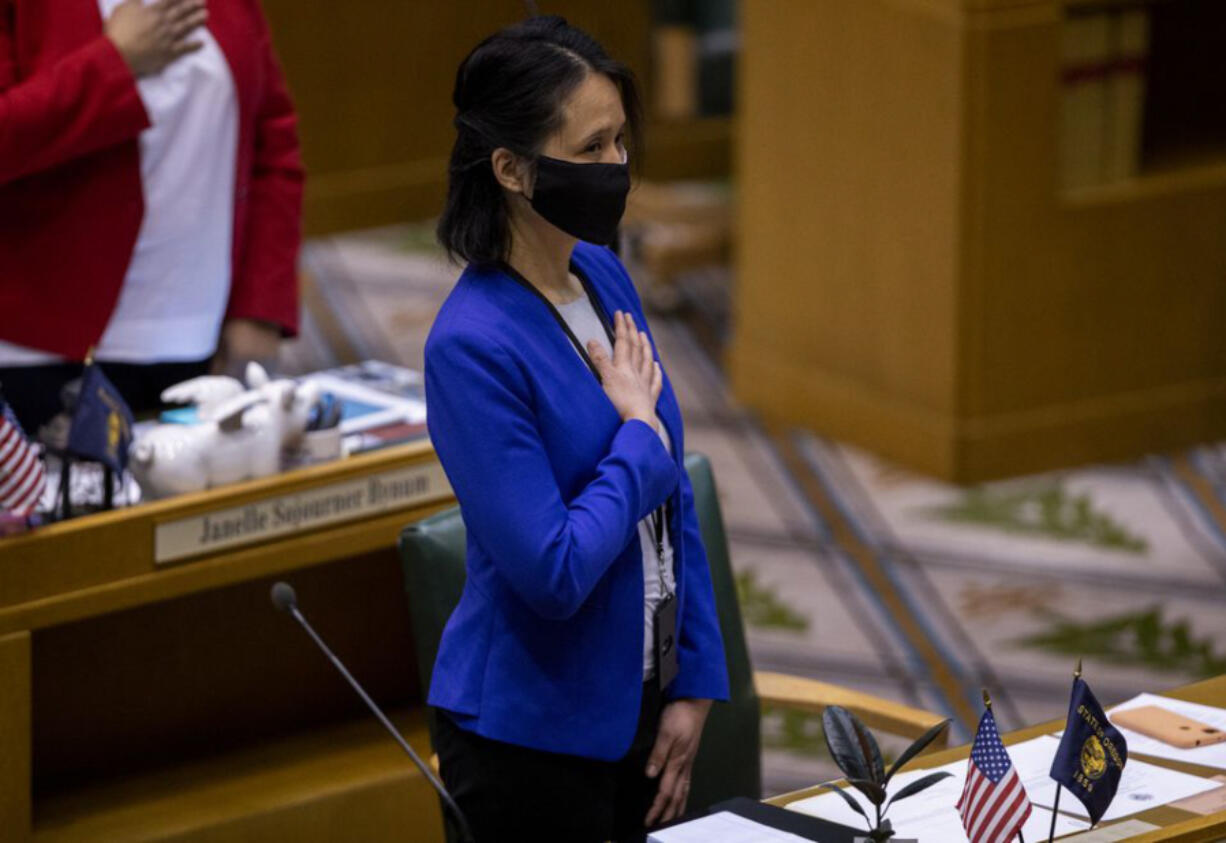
[958,708,1033,843]
[1049,675,1127,826]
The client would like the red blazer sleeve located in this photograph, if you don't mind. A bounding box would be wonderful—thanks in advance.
[226,11,303,337]
[0,2,148,186]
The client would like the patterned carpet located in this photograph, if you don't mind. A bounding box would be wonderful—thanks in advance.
[285,223,1226,797]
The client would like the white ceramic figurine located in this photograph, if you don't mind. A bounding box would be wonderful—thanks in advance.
[130,364,320,499]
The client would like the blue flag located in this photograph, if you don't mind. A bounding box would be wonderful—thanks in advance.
[1049,677,1127,825]
[67,363,134,473]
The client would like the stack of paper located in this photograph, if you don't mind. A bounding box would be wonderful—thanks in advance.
[297,374,426,435]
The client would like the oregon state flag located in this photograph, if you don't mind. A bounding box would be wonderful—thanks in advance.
[67,363,134,473]
[1049,677,1127,825]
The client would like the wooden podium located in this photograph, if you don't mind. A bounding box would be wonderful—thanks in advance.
[0,442,454,842]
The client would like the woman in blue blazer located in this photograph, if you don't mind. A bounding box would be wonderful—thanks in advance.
[424,16,729,842]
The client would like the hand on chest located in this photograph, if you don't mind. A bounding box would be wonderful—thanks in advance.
[496,258,683,491]
[96,0,233,121]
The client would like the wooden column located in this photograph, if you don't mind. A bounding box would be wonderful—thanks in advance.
[733,0,1226,481]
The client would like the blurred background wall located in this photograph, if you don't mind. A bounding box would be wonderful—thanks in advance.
[260,0,732,236]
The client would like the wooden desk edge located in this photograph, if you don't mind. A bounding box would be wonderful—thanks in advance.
[8,440,438,540]
[0,440,455,634]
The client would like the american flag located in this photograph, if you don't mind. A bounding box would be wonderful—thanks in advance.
[957,710,1032,843]
[0,401,46,516]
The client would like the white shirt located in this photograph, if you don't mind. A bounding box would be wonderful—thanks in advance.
[0,3,239,365]
[554,291,677,679]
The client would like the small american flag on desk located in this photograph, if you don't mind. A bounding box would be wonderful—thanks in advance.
[0,399,45,516]
[957,709,1032,843]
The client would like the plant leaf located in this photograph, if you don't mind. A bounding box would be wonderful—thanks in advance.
[852,715,886,785]
[843,777,888,806]
[822,706,872,783]
[884,719,951,784]
[816,782,873,832]
[882,771,954,813]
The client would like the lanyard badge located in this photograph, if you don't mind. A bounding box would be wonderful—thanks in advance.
[652,505,679,691]
[654,595,679,691]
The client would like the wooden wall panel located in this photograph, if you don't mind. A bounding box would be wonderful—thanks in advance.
[958,6,1226,477]
[732,0,964,477]
[31,551,418,798]
[733,0,1226,481]
[258,0,720,235]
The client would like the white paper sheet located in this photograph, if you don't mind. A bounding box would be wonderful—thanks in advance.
[1027,734,1220,822]
[647,811,810,842]
[1105,693,1226,771]
[1006,736,1080,807]
[786,748,1091,842]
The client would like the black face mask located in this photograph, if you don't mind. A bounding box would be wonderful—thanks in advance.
[528,155,630,245]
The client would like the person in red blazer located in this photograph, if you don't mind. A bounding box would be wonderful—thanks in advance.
[0,0,303,432]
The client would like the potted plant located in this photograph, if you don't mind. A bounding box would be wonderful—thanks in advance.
[818,705,952,842]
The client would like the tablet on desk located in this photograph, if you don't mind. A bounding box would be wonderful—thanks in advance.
[1112,705,1226,749]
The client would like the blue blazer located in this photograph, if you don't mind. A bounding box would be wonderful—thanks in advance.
[424,242,730,762]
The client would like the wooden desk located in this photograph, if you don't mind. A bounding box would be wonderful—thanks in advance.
[0,441,455,842]
[769,674,1226,842]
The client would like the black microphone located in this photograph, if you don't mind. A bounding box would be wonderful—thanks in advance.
[271,582,475,843]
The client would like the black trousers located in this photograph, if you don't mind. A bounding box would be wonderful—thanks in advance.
[0,359,211,433]
[434,680,663,843]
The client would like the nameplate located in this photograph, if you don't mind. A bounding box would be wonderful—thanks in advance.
[154,461,452,564]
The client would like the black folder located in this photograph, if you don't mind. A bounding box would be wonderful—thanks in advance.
[706,796,861,841]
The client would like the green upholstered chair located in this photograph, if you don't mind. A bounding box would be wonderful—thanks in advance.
[398,453,947,828]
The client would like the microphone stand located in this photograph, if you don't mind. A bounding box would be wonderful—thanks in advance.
[272,583,475,843]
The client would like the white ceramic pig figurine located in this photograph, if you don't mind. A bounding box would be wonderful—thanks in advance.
[130,365,320,500]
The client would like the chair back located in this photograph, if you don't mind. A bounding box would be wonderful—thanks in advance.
[399,506,467,714]
[681,452,762,807]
